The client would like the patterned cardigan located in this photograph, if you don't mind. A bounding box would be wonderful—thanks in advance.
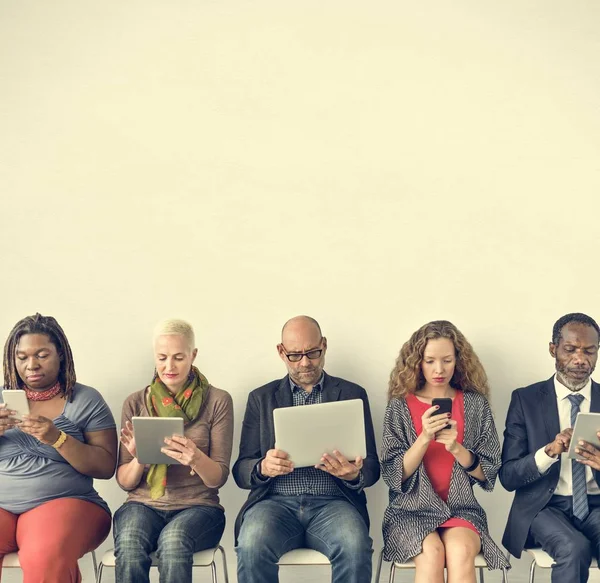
[380,390,510,570]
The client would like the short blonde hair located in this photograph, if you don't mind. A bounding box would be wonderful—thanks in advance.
[153,319,195,349]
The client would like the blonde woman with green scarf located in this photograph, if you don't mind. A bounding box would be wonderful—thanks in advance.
[113,319,234,583]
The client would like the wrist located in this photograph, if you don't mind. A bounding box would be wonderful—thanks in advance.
[460,450,480,472]
[417,433,432,446]
[544,444,559,459]
[191,451,204,471]
[51,430,68,449]
[43,427,61,446]
[449,442,462,456]
[258,459,267,478]
[346,469,360,482]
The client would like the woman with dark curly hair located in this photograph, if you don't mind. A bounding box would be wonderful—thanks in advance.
[380,320,509,582]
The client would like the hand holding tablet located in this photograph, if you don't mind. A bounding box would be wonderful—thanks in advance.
[132,417,184,465]
[273,399,366,469]
[317,449,363,481]
[260,448,294,478]
[569,412,600,470]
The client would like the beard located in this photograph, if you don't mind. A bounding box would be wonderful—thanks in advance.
[556,368,593,392]
[292,367,321,385]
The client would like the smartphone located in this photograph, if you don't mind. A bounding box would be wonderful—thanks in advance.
[2,390,30,421]
[432,397,452,429]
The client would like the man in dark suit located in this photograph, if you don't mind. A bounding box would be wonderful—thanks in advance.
[232,315,380,583]
[500,312,600,583]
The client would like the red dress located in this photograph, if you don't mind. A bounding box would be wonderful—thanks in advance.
[406,390,478,533]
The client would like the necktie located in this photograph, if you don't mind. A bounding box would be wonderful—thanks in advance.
[568,393,589,520]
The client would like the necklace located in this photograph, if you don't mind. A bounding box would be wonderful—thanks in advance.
[24,381,62,401]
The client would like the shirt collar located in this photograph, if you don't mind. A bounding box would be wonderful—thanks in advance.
[290,372,325,394]
[554,374,592,403]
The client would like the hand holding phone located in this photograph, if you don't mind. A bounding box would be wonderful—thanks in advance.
[432,397,452,430]
[0,404,19,435]
[1,390,30,421]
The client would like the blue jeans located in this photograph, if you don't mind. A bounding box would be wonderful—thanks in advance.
[113,502,225,583]
[235,495,373,583]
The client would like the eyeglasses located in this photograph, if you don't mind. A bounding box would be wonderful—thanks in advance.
[281,348,323,362]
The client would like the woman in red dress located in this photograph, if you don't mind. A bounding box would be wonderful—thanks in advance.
[381,320,509,582]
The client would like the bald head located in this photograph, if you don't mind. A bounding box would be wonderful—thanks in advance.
[281,315,322,342]
[278,316,327,391]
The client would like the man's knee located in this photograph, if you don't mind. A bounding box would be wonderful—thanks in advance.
[236,518,276,565]
[236,505,298,565]
[556,536,593,565]
[321,518,372,562]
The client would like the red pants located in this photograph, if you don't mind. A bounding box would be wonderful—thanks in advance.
[0,498,111,583]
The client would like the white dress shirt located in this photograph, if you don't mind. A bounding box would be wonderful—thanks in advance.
[534,375,600,495]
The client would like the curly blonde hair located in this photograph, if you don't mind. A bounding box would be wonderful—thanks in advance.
[388,320,489,400]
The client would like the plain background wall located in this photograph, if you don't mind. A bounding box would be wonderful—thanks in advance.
[2,1,600,581]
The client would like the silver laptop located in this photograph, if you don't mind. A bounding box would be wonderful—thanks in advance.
[132,417,184,465]
[273,399,366,468]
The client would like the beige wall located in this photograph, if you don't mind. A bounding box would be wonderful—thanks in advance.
[2,1,600,581]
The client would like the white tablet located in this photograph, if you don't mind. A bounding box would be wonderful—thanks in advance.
[567,412,600,459]
[132,417,184,465]
[273,399,367,468]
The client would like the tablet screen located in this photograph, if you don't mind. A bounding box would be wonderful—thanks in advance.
[567,412,600,459]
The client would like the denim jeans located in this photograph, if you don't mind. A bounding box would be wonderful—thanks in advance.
[113,502,225,583]
[235,495,373,583]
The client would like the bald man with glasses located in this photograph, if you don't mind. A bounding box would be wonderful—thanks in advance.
[233,315,380,583]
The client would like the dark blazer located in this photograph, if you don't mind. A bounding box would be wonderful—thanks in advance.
[499,376,600,557]
[232,371,380,542]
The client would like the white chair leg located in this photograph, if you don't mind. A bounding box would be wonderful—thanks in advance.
[91,550,98,580]
[217,545,229,583]
[388,561,396,583]
[373,549,384,583]
[96,562,104,583]
[529,559,536,583]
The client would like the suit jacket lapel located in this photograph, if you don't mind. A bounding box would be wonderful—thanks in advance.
[541,376,561,442]
[321,372,341,403]
[274,376,293,408]
[590,380,600,413]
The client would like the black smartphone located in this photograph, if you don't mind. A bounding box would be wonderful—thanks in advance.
[432,397,452,429]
